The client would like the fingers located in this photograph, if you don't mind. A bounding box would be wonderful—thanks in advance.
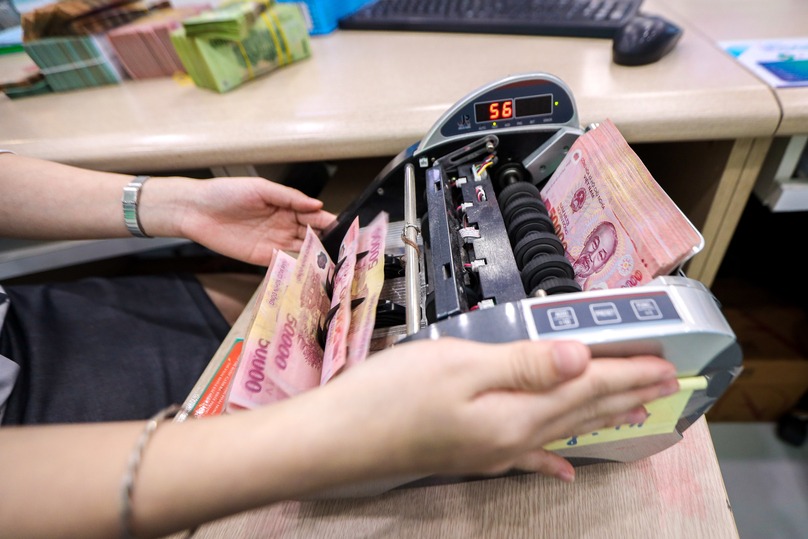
[511,449,576,483]
[528,361,679,446]
[252,178,324,212]
[470,340,591,394]
[298,210,337,231]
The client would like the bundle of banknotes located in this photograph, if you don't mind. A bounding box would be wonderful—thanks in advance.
[21,0,168,39]
[108,5,209,79]
[0,70,52,99]
[225,212,389,412]
[540,119,704,291]
[20,0,169,91]
[170,0,311,93]
[23,34,125,91]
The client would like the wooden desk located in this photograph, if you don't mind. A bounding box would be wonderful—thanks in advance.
[0,1,777,169]
[669,0,808,137]
[172,418,736,539]
[668,0,808,213]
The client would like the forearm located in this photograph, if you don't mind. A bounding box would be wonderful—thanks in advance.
[0,153,191,240]
[134,392,388,538]
[0,395,380,539]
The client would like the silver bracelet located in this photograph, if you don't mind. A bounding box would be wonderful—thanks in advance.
[120,404,180,539]
[122,175,152,238]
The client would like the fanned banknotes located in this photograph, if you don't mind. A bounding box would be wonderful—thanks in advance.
[540,119,703,291]
[225,214,388,412]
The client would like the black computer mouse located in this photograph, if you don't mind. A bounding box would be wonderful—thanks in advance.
[612,14,683,66]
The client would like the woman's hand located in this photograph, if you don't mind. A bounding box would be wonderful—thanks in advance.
[185,177,336,265]
[295,338,680,486]
[143,176,336,265]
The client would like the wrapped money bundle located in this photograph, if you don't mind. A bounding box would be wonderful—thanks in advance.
[540,119,704,291]
[21,0,169,91]
[23,34,125,91]
[225,212,388,413]
[170,0,311,93]
[21,0,169,40]
[108,5,209,79]
[0,71,52,99]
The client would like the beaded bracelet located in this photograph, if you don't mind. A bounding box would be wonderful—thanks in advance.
[120,404,180,539]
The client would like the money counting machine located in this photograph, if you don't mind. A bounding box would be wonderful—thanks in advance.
[320,72,742,468]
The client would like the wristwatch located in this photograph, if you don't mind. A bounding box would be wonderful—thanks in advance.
[122,175,152,238]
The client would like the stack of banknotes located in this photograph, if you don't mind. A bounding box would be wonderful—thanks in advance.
[225,212,389,412]
[21,0,168,38]
[108,5,208,79]
[23,34,125,91]
[20,0,169,91]
[540,119,704,291]
[170,0,311,93]
[0,70,51,98]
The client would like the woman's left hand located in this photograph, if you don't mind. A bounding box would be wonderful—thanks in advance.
[160,176,337,265]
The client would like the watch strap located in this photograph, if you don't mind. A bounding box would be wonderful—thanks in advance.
[122,175,152,238]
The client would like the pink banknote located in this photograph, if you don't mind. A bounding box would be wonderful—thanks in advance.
[320,217,360,384]
[226,250,296,411]
[263,227,334,398]
[346,212,388,368]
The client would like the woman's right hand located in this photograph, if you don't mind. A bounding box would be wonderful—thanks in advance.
[298,337,680,485]
[109,338,681,538]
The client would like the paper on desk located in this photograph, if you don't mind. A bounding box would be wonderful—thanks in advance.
[543,376,709,451]
[721,38,808,88]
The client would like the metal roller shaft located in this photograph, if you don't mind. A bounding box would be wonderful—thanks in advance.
[404,163,421,334]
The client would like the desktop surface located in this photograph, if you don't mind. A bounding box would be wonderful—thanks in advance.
[0,2,779,172]
[165,418,737,539]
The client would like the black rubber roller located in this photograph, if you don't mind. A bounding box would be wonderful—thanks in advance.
[502,196,549,227]
[520,253,574,292]
[507,210,556,244]
[529,277,582,296]
[498,181,541,209]
[513,231,565,268]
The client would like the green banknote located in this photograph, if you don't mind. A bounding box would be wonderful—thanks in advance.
[182,0,273,41]
[171,2,310,93]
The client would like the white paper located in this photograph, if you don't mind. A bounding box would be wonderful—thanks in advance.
[721,38,808,88]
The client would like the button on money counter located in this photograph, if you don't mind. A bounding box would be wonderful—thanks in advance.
[179,73,743,505]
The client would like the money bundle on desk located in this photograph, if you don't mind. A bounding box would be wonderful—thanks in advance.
[107,5,209,79]
[20,0,169,91]
[170,0,311,93]
[222,212,388,413]
[0,71,51,99]
[540,119,704,291]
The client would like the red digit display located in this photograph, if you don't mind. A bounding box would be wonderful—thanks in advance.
[502,100,512,118]
[475,99,514,122]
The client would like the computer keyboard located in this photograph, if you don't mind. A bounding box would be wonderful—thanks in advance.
[339,0,644,39]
